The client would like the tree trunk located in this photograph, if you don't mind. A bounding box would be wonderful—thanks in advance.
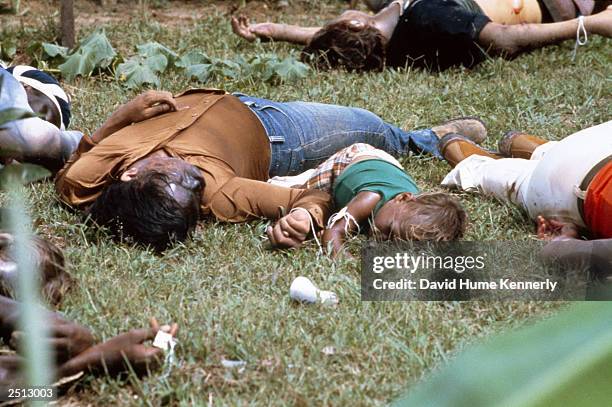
[60,0,75,49]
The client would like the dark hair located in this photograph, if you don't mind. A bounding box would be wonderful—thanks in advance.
[87,171,200,251]
[0,234,72,306]
[398,193,467,241]
[301,21,386,72]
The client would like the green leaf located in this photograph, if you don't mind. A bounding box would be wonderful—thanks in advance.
[0,163,51,187]
[59,31,116,80]
[136,42,178,68]
[0,41,16,60]
[116,56,161,89]
[175,50,212,68]
[184,64,213,83]
[394,302,612,407]
[0,108,36,127]
[42,43,69,59]
[272,57,309,82]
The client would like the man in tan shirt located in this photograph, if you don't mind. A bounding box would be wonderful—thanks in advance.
[55,89,482,250]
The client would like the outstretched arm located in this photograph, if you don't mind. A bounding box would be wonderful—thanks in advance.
[231,15,321,45]
[57,319,178,378]
[322,191,381,258]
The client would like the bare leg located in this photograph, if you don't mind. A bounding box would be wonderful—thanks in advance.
[478,7,612,57]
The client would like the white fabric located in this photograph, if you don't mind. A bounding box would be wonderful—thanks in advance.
[10,65,69,130]
[442,121,612,226]
[267,147,402,188]
[267,169,316,188]
[352,148,403,169]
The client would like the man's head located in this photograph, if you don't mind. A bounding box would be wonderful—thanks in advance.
[301,11,386,72]
[374,192,467,241]
[0,233,72,306]
[88,155,204,251]
[7,65,71,129]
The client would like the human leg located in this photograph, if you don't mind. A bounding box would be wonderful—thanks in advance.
[235,95,441,176]
[442,155,538,209]
[478,7,612,57]
[498,131,550,159]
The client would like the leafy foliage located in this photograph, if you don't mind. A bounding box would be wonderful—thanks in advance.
[116,42,179,88]
[24,32,309,88]
[58,31,117,80]
[0,107,35,127]
[177,51,310,85]
[394,302,612,407]
[0,162,50,188]
[0,38,16,61]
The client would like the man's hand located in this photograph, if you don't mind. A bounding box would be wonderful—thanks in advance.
[58,319,178,378]
[92,90,179,143]
[8,314,95,364]
[536,215,579,240]
[267,209,312,248]
[231,15,276,42]
[119,90,178,124]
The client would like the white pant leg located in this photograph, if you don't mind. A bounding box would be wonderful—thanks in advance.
[441,155,538,209]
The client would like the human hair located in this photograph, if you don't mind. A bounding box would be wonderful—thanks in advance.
[0,234,73,306]
[398,193,467,241]
[301,21,386,72]
[87,171,200,251]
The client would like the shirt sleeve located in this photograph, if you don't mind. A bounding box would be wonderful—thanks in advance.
[54,134,106,207]
[207,177,332,229]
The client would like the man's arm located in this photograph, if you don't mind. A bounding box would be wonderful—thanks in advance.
[91,90,177,143]
[55,91,179,207]
[0,119,82,173]
[231,15,321,45]
[207,177,332,248]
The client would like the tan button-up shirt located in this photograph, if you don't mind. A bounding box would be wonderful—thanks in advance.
[55,89,331,228]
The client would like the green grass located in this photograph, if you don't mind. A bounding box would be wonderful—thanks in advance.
[2,0,611,405]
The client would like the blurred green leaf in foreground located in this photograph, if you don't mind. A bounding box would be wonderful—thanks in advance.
[395,302,612,407]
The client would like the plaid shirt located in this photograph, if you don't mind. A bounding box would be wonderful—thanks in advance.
[305,143,379,192]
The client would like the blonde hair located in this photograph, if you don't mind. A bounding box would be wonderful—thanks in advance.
[398,193,467,241]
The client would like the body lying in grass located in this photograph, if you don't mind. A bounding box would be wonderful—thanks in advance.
[0,234,177,389]
[232,0,612,72]
[269,143,466,257]
[441,121,612,262]
[0,66,82,173]
[54,89,483,251]
[0,295,177,391]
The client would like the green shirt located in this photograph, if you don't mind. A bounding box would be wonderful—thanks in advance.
[333,159,420,215]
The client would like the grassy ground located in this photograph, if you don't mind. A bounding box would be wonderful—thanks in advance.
[2,0,611,405]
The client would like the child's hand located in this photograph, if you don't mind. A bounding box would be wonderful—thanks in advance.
[267,209,311,248]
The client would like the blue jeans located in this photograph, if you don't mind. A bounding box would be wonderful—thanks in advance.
[235,94,441,177]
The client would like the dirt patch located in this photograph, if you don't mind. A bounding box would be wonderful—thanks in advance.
[1,0,348,32]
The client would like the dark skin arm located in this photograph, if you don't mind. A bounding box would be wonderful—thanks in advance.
[91,91,178,143]
[537,215,612,272]
[0,296,95,364]
[57,319,178,378]
[322,191,381,258]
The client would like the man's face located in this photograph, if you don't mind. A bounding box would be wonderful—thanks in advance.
[23,85,61,128]
[124,156,205,215]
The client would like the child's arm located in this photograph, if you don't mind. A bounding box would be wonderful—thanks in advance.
[323,191,382,258]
